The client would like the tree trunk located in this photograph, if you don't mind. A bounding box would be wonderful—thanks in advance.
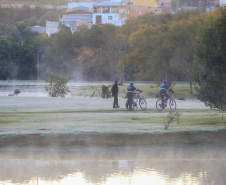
[189,80,193,94]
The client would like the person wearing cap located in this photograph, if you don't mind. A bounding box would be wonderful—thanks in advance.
[111,81,120,108]
[126,82,142,109]
[159,80,174,105]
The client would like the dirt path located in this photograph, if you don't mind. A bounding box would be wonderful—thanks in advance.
[0,96,209,112]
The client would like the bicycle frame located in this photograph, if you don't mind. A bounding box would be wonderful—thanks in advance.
[156,92,176,111]
[126,92,147,111]
[133,93,141,106]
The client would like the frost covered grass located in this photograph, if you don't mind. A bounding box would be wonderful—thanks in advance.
[0,96,225,134]
[0,111,225,134]
[72,84,195,100]
[0,96,225,148]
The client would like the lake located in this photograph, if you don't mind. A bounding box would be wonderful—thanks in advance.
[1,148,225,185]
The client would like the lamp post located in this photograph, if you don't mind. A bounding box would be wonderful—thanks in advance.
[37,51,42,81]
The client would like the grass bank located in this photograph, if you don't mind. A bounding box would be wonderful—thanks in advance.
[0,110,226,149]
[0,96,225,149]
[72,84,195,100]
[1,130,226,149]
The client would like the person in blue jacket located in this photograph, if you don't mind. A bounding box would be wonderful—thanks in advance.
[126,82,142,108]
[159,80,174,104]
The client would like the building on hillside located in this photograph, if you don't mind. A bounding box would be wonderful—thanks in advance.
[46,21,59,36]
[124,5,154,17]
[31,26,46,34]
[92,0,167,26]
[160,0,171,6]
[220,0,226,6]
[180,4,199,11]
[67,0,97,10]
[207,1,220,12]
[66,0,96,1]
[123,0,166,17]
[61,7,93,31]
[199,0,219,12]
[161,6,171,13]
[158,0,171,13]
[123,0,158,7]
[63,7,92,23]
[60,17,77,28]
[92,1,128,26]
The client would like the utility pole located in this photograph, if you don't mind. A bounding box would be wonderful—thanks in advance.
[37,51,42,81]
[176,0,179,12]
[122,65,124,85]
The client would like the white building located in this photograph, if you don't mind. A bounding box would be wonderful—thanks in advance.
[220,0,226,6]
[46,21,59,36]
[92,1,127,26]
[68,2,94,10]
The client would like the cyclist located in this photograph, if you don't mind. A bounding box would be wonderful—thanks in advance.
[159,80,174,106]
[126,82,142,109]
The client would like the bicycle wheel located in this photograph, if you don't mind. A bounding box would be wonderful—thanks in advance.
[169,98,176,111]
[126,100,134,111]
[156,99,164,111]
[139,98,147,110]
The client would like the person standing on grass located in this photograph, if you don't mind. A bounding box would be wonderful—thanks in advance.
[111,81,120,108]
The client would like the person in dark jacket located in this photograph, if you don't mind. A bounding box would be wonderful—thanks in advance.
[126,82,142,109]
[111,81,120,108]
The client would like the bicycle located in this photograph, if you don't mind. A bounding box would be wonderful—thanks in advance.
[126,92,147,111]
[156,93,176,111]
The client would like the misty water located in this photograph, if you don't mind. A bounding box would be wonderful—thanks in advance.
[1,148,226,185]
[0,80,190,97]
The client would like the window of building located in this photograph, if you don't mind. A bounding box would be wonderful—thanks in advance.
[111,7,119,13]
[94,7,101,13]
[108,16,113,20]
[102,7,110,13]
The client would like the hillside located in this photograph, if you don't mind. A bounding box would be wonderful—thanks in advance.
[0,0,67,6]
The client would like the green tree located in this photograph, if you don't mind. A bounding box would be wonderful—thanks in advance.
[193,7,226,111]
[169,15,204,92]
[87,24,120,80]
[118,24,175,84]
[0,23,39,80]
[42,25,74,75]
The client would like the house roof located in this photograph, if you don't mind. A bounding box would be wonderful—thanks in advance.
[60,16,91,25]
[65,6,92,13]
[65,10,92,15]
[31,26,46,33]
[60,17,78,22]
[93,2,125,7]
[123,0,158,7]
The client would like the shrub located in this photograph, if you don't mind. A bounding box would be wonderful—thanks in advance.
[164,110,182,130]
[45,73,72,97]
[14,89,21,96]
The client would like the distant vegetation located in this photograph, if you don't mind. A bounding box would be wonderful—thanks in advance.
[0,6,64,26]
[0,0,67,6]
